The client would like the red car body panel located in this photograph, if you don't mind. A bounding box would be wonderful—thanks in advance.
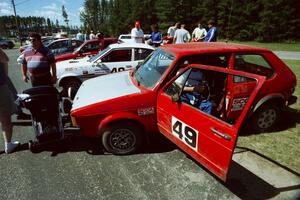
[55,38,117,62]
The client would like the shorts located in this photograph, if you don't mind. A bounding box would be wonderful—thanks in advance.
[0,83,16,121]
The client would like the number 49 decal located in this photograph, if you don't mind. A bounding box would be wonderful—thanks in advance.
[172,116,198,152]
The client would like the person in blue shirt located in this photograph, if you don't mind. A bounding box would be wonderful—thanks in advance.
[205,20,218,42]
[148,24,162,47]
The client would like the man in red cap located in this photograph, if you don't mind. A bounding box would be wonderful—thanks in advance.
[131,21,144,43]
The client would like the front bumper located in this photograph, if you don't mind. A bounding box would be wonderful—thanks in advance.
[287,95,297,106]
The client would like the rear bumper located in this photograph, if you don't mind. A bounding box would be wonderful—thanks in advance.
[287,95,297,106]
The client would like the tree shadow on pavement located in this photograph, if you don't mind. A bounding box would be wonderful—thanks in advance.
[224,146,300,200]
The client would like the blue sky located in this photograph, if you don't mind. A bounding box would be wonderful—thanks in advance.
[0,0,84,26]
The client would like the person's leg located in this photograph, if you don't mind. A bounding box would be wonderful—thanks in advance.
[1,116,12,143]
[1,115,20,154]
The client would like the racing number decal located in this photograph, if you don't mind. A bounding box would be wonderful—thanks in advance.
[111,67,125,73]
[172,116,198,152]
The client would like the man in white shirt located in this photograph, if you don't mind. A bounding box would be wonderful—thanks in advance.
[173,24,191,44]
[89,30,96,40]
[131,21,144,43]
[192,23,207,42]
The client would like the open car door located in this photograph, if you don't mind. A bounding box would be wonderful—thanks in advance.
[156,64,266,181]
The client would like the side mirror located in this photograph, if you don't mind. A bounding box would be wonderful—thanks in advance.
[171,93,181,103]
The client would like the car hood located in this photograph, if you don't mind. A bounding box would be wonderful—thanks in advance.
[71,71,140,112]
[57,57,90,68]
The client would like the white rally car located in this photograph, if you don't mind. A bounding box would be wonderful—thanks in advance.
[57,43,154,94]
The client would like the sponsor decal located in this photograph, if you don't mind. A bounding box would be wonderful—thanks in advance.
[137,107,155,116]
[231,97,248,111]
[172,116,198,152]
[65,67,75,72]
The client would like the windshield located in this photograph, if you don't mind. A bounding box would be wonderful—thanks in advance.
[134,49,175,89]
[88,46,111,62]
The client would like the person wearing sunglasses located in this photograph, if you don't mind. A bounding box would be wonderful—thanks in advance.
[20,32,56,86]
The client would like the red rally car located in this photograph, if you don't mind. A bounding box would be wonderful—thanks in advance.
[55,38,117,62]
[70,43,297,181]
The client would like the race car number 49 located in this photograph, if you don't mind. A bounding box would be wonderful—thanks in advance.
[172,116,198,152]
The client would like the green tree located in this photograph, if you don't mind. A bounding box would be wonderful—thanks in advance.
[62,5,69,27]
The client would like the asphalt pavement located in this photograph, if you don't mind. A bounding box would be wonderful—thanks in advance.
[0,49,299,200]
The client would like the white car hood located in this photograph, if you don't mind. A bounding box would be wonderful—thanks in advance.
[57,57,90,68]
[72,71,140,110]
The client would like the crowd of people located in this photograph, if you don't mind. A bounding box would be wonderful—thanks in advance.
[75,19,218,46]
[130,19,218,46]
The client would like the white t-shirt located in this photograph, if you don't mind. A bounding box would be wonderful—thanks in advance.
[131,28,144,43]
[89,33,96,40]
[174,28,191,44]
[167,26,177,37]
[192,27,207,41]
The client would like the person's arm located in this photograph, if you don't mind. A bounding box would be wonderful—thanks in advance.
[184,85,205,93]
[200,29,207,40]
[173,31,177,44]
[21,63,29,82]
[207,28,215,42]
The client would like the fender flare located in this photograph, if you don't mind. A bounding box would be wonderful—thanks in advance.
[253,93,285,112]
[97,112,145,135]
[58,73,82,87]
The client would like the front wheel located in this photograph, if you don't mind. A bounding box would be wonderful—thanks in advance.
[102,122,144,155]
[62,79,81,98]
[251,104,280,133]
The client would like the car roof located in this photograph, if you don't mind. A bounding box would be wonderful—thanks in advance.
[109,42,154,50]
[160,42,271,56]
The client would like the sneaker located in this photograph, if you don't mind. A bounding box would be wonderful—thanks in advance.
[5,141,20,154]
[17,112,31,120]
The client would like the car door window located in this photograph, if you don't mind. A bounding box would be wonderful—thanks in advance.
[134,48,153,60]
[83,42,100,52]
[102,49,132,62]
[233,54,274,82]
[164,68,257,125]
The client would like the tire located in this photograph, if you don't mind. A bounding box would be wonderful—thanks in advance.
[62,79,81,98]
[251,104,280,133]
[102,122,144,155]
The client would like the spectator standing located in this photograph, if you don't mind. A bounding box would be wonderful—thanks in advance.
[21,32,57,87]
[148,24,162,47]
[167,22,180,38]
[76,30,84,41]
[205,20,218,42]
[0,48,20,154]
[131,21,144,43]
[173,24,191,44]
[89,30,96,40]
[192,23,207,42]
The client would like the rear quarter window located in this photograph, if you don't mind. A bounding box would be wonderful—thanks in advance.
[234,54,274,82]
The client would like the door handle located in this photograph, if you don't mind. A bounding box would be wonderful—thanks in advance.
[210,127,232,141]
[125,65,132,68]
